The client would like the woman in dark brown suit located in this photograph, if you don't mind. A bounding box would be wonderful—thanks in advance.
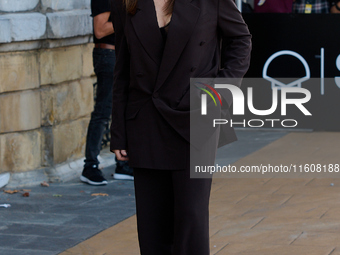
[110,0,251,254]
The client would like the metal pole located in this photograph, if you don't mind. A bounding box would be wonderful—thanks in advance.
[236,0,242,12]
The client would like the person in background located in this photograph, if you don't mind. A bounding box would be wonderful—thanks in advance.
[80,0,133,186]
[253,0,293,13]
[251,0,340,13]
[331,0,340,12]
[293,0,340,13]
[242,0,254,12]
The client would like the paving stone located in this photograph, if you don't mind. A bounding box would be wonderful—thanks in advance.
[211,242,230,255]
[241,202,328,219]
[0,233,30,248]
[0,211,77,225]
[60,216,140,255]
[284,192,340,207]
[46,10,92,39]
[42,196,135,216]
[209,203,252,224]
[253,217,340,233]
[0,248,52,255]
[329,248,340,255]
[232,132,340,178]
[239,193,293,207]
[292,231,340,247]
[1,223,90,239]
[216,243,334,255]
[15,236,79,252]
[213,229,302,246]
[215,130,288,166]
[209,215,265,238]
[62,215,110,229]
[306,178,340,187]
[320,206,340,220]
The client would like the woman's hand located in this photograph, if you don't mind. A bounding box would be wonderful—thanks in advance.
[114,150,129,161]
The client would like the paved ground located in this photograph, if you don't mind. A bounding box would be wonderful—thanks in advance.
[2,130,340,255]
[0,167,135,255]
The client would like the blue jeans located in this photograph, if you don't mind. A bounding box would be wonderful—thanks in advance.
[84,48,115,168]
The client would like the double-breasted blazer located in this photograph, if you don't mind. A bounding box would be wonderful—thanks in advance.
[110,0,252,170]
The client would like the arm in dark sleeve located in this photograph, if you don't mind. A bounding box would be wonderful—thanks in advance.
[330,0,340,13]
[217,0,252,107]
[92,0,111,16]
[110,0,130,151]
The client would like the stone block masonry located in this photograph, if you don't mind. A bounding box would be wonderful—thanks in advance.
[0,43,95,175]
[0,130,41,172]
[41,78,94,126]
[0,0,39,13]
[41,0,91,12]
[0,51,40,93]
[0,90,41,133]
[46,10,92,39]
[0,18,10,43]
[40,46,83,85]
[0,1,92,44]
[2,13,46,42]
[0,0,100,186]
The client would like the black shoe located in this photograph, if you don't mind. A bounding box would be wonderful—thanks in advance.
[80,165,108,185]
[114,161,134,180]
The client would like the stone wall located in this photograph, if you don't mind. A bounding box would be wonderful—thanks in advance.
[0,0,96,182]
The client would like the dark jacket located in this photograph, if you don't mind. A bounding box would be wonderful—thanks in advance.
[110,0,252,169]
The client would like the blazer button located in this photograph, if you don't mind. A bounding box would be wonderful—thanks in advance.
[200,41,206,46]
[191,67,197,72]
[153,92,159,98]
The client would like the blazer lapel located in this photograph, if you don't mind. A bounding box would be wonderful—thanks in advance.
[131,0,164,66]
[155,0,200,90]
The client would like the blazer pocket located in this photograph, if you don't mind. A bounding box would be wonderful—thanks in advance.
[125,106,140,120]
[175,88,190,111]
[125,98,151,120]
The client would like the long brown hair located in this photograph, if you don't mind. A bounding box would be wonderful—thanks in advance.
[124,0,175,15]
